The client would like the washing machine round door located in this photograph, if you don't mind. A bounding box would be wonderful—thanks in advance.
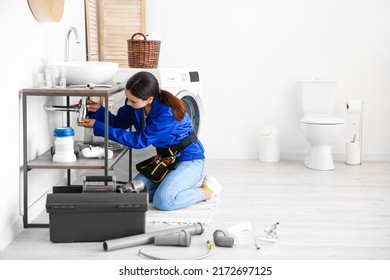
[176,90,203,136]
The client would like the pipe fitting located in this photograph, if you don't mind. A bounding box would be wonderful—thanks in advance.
[226,221,252,237]
[117,180,145,193]
[213,230,234,247]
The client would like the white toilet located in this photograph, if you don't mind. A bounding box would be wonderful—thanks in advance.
[297,81,345,170]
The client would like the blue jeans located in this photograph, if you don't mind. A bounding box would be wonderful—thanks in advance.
[134,160,205,211]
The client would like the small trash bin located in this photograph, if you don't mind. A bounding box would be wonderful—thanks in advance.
[259,126,280,162]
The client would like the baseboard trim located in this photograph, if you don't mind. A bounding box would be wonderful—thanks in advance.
[206,151,390,162]
[0,216,23,251]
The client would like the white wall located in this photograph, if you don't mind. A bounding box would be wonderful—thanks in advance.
[146,0,390,160]
[0,0,86,250]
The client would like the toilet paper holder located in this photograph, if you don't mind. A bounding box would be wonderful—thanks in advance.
[345,100,363,165]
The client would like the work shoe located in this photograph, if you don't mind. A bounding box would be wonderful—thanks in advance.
[201,175,223,197]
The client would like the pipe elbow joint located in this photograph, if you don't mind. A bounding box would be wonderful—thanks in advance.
[213,230,234,247]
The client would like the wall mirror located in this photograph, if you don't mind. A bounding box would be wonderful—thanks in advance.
[27,0,64,22]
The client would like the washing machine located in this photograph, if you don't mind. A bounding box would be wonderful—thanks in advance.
[112,68,204,180]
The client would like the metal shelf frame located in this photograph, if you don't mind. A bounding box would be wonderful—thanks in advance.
[21,85,131,228]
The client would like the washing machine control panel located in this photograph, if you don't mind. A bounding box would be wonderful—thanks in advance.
[188,71,199,82]
[160,70,200,88]
[114,68,200,89]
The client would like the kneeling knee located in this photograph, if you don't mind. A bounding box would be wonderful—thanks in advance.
[153,196,173,211]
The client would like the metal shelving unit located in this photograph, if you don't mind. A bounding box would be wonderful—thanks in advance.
[22,85,131,228]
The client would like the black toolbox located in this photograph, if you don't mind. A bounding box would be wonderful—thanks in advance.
[46,178,148,243]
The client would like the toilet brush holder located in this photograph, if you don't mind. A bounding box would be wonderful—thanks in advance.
[345,100,363,165]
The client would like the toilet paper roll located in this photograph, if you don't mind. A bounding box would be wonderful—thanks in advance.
[346,100,363,114]
[346,141,361,165]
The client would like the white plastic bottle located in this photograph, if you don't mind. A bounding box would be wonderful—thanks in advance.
[52,127,76,163]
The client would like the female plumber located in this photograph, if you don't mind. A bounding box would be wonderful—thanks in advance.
[77,71,221,210]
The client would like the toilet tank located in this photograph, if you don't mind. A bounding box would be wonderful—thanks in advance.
[297,81,337,115]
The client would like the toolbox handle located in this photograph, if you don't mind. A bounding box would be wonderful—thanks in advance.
[85,176,116,182]
[83,176,116,192]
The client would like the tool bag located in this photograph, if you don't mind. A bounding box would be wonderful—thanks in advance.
[136,132,197,183]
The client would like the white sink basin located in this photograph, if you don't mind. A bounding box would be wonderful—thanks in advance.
[55,61,119,85]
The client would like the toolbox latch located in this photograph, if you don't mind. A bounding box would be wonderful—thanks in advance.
[118,204,144,208]
[50,205,76,209]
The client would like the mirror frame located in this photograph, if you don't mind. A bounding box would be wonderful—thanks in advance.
[27,0,64,22]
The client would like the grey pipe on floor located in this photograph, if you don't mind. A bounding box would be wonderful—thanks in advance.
[154,230,192,247]
[103,222,204,251]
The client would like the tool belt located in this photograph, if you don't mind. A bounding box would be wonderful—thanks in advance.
[136,132,197,183]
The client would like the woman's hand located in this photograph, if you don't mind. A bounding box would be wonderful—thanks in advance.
[76,98,101,113]
[86,99,101,112]
[77,117,96,129]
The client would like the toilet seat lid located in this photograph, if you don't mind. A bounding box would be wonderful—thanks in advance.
[301,114,345,125]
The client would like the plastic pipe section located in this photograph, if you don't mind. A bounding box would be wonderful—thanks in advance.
[103,223,204,251]
[154,230,191,247]
[226,221,252,237]
[213,230,234,248]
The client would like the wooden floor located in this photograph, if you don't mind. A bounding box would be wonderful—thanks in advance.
[1,159,390,260]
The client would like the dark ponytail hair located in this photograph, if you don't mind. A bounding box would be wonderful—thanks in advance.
[126,71,186,121]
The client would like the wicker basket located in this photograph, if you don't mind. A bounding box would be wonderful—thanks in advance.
[127,33,161,68]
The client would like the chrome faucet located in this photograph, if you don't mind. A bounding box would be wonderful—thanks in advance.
[65,26,80,61]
